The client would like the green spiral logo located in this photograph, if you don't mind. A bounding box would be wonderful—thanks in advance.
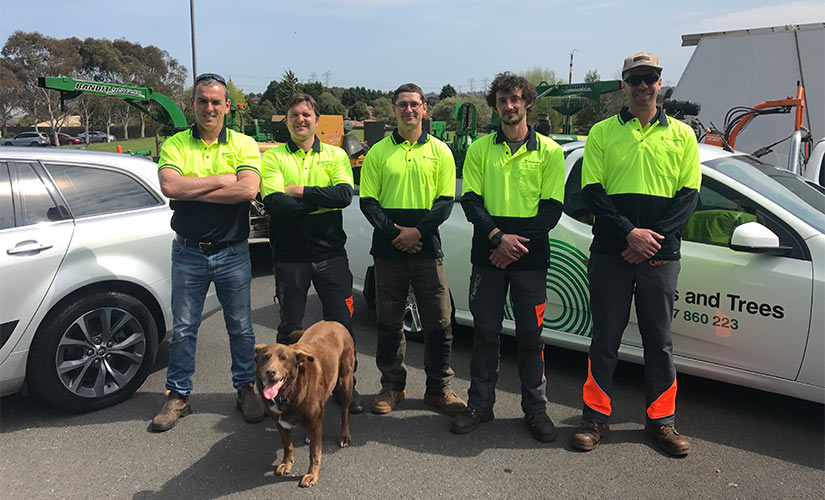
[502,239,592,337]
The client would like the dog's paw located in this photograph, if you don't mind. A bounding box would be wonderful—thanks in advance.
[299,473,318,488]
[275,463,293,476]
[339,435,351,448]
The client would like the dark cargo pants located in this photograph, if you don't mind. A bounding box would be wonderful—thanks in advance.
[373,258,455,396]
[467,265,548,416]
[583,253,680,426]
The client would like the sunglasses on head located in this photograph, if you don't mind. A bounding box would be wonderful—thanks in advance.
[194,72,227,86]
[624,73,660,86]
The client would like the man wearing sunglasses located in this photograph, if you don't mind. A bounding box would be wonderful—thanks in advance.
[151,72,264,431]
[571,53,701,456]
[359,83,466,417]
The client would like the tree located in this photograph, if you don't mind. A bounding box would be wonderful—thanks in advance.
[0,62,21,136]
[348,101,369,121]
[523,66,561,87]
[371,96,395,126]
[2,31,82,144]
[439,84,456,100]
[317,91,346,115]
[429,95,492,131]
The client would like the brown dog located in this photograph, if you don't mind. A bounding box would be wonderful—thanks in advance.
[254,320,355,488]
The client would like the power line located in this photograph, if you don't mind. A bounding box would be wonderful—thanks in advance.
[322,71,331,87]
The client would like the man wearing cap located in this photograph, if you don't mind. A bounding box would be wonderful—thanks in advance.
[450,72,565,442]
[359,83,466,416]
[151,73,265,432]
[570,53,701,456]
[260,93,363,414]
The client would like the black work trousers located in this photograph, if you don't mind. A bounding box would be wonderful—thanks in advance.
[373,258,454,396]
[467,265,548,416]
[582,253,679,426]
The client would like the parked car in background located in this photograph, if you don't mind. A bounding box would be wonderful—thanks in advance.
[77,131,115,143]
[2,132,50,147]
[49,132,82,146]
[344,142,825,404]
[0,147,219,412]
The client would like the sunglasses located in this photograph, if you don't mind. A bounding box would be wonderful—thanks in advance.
[194,72,227,86]
[624,73,660,86]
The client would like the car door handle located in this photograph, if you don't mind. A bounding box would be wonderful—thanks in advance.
[6,241,54,255]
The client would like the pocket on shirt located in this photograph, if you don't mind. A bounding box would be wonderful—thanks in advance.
[518,162,541,199]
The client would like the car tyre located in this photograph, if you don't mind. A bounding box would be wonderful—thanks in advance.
[27,291,159,413]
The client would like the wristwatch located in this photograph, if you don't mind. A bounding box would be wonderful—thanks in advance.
[490,230,503,248]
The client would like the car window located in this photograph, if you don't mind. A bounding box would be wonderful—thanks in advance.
[0,163,14,230]
[44,163,162,217]
[562,158,593,225]
[12,162,62,226]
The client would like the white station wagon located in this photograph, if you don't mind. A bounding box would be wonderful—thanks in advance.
[344,142,825,404]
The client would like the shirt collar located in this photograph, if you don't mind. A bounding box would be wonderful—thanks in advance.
[618,106,668,126]
[286,136,322,153]
[392,128,429,145]
[493,125,538,151]
[191,123,228,143]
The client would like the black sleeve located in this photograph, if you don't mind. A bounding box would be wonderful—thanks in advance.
[460,191,497,237]
[263,192,318,218]
[360,196,401,239]
[582,184,636,236]
[415,196,454,237]
[303,184,354,209]
[653,187,700,236]
[524,198,563,238]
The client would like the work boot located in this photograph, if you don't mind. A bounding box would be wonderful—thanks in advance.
[236,383,265,423]
[450,407,493,434]
[349,389,364,414]
[645,424,691,457]
[570,420,610,451]
[150,391,191,432]
[524,411,557,442]
[371,388,406,414]
[424,390,467,416]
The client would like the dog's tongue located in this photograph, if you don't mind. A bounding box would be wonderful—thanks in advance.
[263,379,285,400]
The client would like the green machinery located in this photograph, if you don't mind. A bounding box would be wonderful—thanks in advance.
[535,80,622,135]
[430,101,478,176]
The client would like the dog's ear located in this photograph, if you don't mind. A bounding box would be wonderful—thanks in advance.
[295,350,315,368]
[253,344,268,362]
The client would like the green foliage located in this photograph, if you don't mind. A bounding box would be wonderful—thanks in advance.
[570,69,626,134]
[523,66,562,87]
[430,95,492,131]
[439,84,457,100]
[317,91,346,115]
[348,101,370,121]
[249,99,277,123]
[371,96,396,126]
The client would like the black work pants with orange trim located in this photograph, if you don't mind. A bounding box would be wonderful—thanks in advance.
[373,258,455,396]
[467,265,548,416]
[274,254,355,352]
[583,253,679,426]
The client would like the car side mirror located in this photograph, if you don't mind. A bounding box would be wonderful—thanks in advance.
[730,222,792,256]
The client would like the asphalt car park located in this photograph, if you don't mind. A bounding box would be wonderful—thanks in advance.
[1,244,822,499]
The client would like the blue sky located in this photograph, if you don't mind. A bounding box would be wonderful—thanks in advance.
[1,0,822,94]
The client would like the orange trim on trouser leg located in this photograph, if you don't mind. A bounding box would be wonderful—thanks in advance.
[345,296,354,318]
[647,378,677,420]
[582,357,611,416]
[535,302,546,328]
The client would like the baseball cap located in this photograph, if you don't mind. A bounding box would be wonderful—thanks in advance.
[622,52,662,77]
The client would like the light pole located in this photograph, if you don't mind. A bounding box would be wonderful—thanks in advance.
[190,0,198,84]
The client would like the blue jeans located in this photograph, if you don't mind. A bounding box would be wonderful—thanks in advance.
[166,238,256,396]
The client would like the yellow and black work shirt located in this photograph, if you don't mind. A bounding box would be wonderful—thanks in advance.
[158,125,261,243]
[461,127,565,269]
[359,130,456,259]
[260,137,354,263]
[581,107,701,259]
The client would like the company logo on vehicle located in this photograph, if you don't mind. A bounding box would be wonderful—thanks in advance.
[75,82,145,98]
[503,239,592,337]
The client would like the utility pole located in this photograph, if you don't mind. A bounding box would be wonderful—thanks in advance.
[322,71,332,87]
[308,72,318,83]
[564,49,578,134]
[468,78,475,93]
[189,0,198,84]
[481,78,488,92]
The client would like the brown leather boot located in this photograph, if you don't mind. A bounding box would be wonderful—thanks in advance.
[570,420,610,451]
[150,391,191,432]
[424,390,467,416]
[237,383,265,423]
[645,424,691,457]
[371,388,405,414]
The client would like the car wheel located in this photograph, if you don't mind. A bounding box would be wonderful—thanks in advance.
[2,141,11,146]
[30,141,39,146]
[27,291,159,412]
[403,286,425,342]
